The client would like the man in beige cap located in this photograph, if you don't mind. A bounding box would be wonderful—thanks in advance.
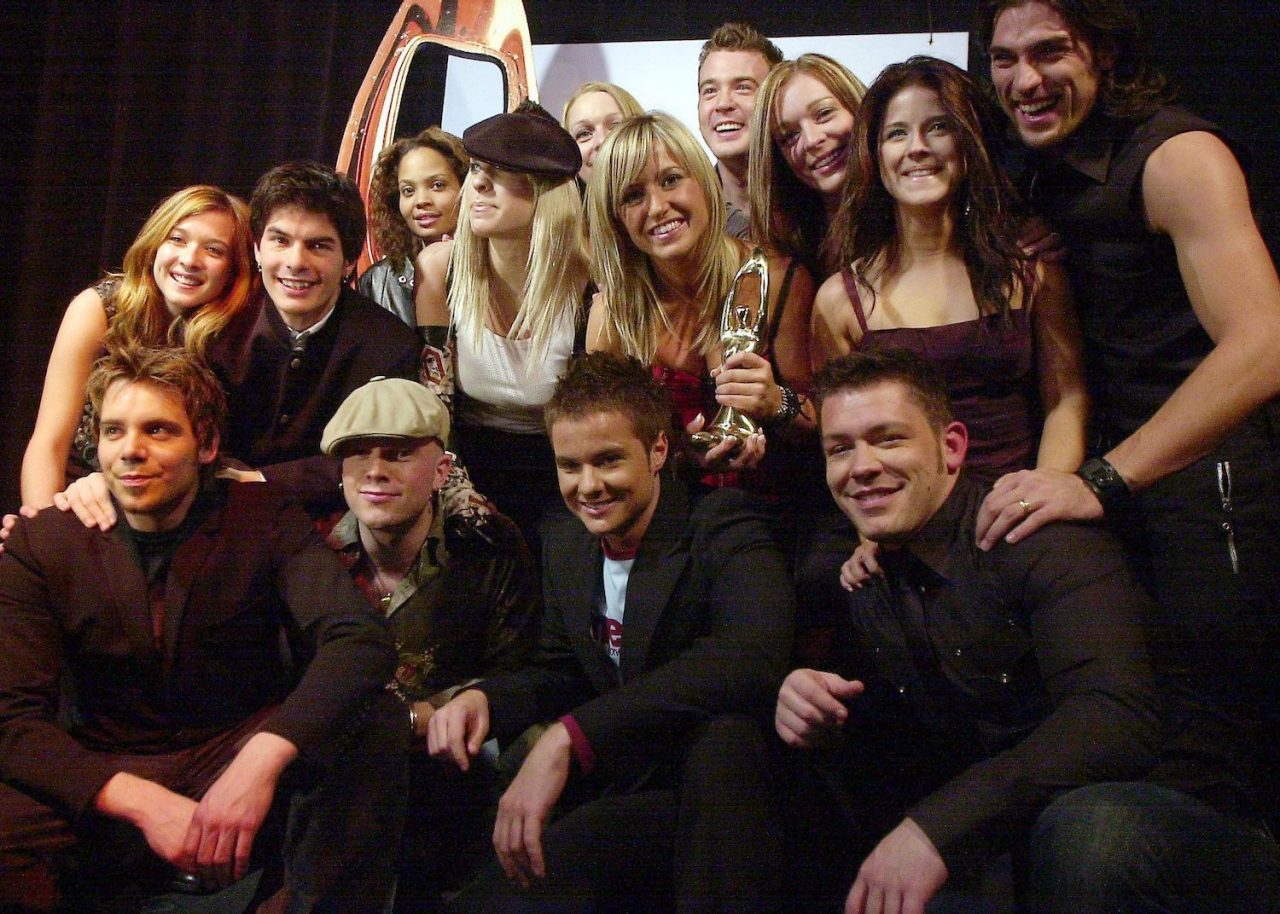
[321,376,540,907]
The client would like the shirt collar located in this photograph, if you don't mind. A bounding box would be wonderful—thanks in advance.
[329,509,449,616]
[1037,112,1116,185]
[886,473,985,584]
[285,298,337,344]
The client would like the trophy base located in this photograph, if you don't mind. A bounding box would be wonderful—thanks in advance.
[687,427,749,455]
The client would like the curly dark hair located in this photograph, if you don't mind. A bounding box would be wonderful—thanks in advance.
[825,56,1031,321]
[545,352,673,449]
[813,349,954,432]
[250,161,367,263]
[974,0,1174,121]
[367,127,467,271]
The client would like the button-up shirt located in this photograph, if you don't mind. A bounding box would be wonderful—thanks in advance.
[811,475,1160,869]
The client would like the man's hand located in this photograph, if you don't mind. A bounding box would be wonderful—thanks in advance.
[182,732,296,887]
[95,772,198,868]
[845,818,948,914]
[775,669,864,748]
[975,468,1103,551]
[840,539,882,591]
[52,472,116,530]
[427,689,490,772]
[493,722,572,887]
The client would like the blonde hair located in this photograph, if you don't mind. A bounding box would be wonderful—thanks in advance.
[105,186,255,358]
[586,112,741,363]
[448,172,587,363]
[748,54,867,274]
[561,81,644,129]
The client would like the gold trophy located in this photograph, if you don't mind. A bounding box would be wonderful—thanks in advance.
[689,247,770,454]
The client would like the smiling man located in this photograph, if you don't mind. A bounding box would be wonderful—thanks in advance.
[974,1,1280,902]
[0,346,404,912]
[696,22,782,238]
[428,352,793,913]
[779,349,1161,913]
[207,161,420,513]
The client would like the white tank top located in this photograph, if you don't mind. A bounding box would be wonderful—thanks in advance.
[455,307,575,434]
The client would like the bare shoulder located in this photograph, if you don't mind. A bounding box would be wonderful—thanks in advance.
[1143,131,1250,235]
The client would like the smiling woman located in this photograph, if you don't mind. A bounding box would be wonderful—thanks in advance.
[748,54,866,278]
[816,55,1088,484]
[19,186,254,512]
[585,112,821,553]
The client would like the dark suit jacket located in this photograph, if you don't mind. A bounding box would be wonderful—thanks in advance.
[208,285,419,511]
[0,483,395,820]
[480,478,794,782]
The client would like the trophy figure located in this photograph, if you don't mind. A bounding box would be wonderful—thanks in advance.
[689,247,770,454]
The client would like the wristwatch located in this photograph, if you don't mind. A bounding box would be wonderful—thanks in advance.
[1075,458,1130,512]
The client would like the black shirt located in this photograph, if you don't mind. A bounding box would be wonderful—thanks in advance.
[806,476,1160,869]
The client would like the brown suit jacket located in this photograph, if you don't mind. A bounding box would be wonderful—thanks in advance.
[0,482,395,819]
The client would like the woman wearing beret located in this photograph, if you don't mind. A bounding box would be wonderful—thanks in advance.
[585,112,820,552]
[415,100,590,552]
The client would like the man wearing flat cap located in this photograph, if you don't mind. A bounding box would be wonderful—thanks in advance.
[321,376,540,907]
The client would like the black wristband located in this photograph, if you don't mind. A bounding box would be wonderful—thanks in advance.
[1075,457,1130,512]
[764,384,801,428]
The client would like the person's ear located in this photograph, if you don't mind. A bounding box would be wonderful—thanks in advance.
[198,430,220,466]
[433,448,453,491]
[649,430,669,474]
[941,421,967,474]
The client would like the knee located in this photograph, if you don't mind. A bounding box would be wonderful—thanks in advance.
[1027,782,1159,910]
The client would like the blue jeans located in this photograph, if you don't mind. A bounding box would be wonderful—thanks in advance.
[1027,781,1280,913]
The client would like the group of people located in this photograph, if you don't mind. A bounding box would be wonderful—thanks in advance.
[2,1,1278,912]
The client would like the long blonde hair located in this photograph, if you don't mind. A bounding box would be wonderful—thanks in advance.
[586,112,740,362]
[748,54,866,275]
[104,185,255,358]
[448,172,587,363]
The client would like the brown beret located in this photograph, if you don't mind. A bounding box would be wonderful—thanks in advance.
[463,101,581,180]
[321,377,450,454]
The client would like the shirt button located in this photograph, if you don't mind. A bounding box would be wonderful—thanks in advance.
[279,414,291,426]
[954,648,962,657]
[290,357,303,369]
[998,672,1010,684]
[897,686,906,695]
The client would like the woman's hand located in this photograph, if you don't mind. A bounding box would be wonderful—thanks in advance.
[53,473,117,530]
[0,506,37,555]
[840,539,883,591]
[712,350,782,421]
[684,414,767,472]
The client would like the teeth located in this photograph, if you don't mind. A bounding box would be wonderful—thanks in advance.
[1018,98,1055,115]
[714,122,743,133]
[812,149,841,170]
[651,219,681,237]
[170,273,201,288]
[280,278,314,290]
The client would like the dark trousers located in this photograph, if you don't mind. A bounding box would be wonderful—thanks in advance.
[0,693,407,914]
[1027,781,1280,913]
[447,714,784,914]
[1105,408,1280,824]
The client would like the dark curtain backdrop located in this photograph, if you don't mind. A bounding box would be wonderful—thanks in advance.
[1,1,1274,505]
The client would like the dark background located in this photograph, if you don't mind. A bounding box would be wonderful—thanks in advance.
[1,1,1274,506]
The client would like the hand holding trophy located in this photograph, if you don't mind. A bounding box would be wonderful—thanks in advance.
[689,247,770,456]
